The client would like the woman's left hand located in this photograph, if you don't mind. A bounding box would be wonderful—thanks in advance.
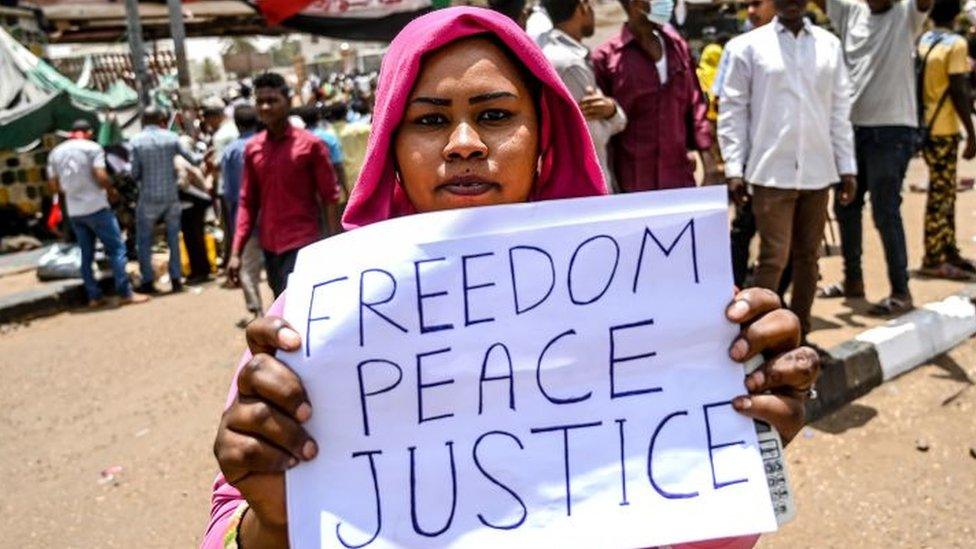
[725,287,820,445]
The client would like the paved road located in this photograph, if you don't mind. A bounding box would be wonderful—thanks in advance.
[1,157,975,547]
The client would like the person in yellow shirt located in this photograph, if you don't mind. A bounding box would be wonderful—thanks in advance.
[918,0,976,280]
[697,43,724,123]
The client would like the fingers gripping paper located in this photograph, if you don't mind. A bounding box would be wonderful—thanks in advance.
[282,187,777,548]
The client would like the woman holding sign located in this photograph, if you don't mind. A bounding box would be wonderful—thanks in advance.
[204,7,820,548]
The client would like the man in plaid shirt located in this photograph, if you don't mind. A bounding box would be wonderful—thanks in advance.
[129,107,204,293]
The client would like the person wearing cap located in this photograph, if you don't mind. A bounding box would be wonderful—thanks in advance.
[47,119,149,307]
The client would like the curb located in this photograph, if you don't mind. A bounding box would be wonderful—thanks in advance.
[0,275,114,324]
[806,289,976,422]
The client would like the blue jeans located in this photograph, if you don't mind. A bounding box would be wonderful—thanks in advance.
[69,208,132,301]
[136,199,182,286]
[834,126,914,297]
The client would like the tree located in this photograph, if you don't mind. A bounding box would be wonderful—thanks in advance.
[269,38,301,67]
[223,37,258,56]
[200,58,221,83]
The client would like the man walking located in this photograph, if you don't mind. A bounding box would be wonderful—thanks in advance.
[228,72,341,297]
[917,0,976,279]
[221,105,265,323]
[719,0,857,336]
[129,107,203,294]
[47,120,149,307]
[539,0,627,191]
[816,0,932,315]
[592,0,719,191]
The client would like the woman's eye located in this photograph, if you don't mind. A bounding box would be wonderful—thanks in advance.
[414,113,447,126]
[479,109,512,123]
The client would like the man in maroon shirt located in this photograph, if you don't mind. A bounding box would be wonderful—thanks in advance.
[592,0,719,191]
[227,72,341,297]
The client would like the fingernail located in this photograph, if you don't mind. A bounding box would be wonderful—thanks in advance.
[734,396,752,410]
[279,327,301,349]
[730,338,749,361]
[303,440,318,460]
[747,371,764,391]
[296,402,312,422]
[728,300,749,319]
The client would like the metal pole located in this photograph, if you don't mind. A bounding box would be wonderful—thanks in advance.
[166,0,191,90]
[124,0,150,107]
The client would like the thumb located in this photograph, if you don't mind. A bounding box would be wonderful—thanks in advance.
[585,86,595,94]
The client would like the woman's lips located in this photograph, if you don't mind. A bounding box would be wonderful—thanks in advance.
[438,176,500,196]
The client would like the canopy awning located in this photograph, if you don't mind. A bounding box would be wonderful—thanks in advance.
[0,25,133,149]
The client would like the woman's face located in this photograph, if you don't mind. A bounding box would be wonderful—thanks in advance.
[394,37,539,213]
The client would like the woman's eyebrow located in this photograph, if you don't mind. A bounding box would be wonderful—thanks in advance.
[469,91,517,104]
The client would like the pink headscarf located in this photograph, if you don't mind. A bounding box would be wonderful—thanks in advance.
[341,6,607,230]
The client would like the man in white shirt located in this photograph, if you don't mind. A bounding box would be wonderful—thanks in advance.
[719,0,857,336]
[539,0,627,191]
[47,120,149,307]
[814,0,932,315]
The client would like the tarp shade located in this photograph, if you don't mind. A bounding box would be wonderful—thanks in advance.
[0,91,97,150]
[0,25,134,149]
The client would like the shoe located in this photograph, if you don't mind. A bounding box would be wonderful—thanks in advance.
[120,293,151,306]
[948,255,976,273]
[186,274,212,285]
[135,283,159,295]
[171,281,184,294]
[867,295,914,317]
[917,262,973,281]
[818,279,865,299]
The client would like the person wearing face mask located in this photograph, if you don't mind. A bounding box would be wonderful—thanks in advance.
[591,0,721,192]
[539,0,628,191]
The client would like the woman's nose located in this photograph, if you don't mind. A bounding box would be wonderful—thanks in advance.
[443,122,488,161]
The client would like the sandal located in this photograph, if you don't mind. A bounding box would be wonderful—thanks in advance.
[817,283,845,298]
[817,280,865,299]
[917,262,973,281]
[949,256,976,273]
[867,295,914,317]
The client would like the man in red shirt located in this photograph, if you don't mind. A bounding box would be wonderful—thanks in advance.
[227,72,341,297]
[592,0,718,191]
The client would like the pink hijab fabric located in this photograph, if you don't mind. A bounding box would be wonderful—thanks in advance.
[341,6,607,229]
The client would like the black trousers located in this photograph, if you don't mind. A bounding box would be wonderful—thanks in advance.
[180,202,210,280]
[263,247,300,297]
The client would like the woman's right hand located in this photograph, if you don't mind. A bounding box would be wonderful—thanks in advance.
[213,316,317,545]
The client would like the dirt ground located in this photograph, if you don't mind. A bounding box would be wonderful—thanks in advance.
[1,154,975,547]
[761,341,976,549]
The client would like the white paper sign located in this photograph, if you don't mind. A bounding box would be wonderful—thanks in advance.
[283,187,777,549]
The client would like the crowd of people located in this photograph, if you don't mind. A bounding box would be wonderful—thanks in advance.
[45,0,976,342]
[202,6,829,547]
[526,0,976,339]
[35,1,976,546]
[45,69,375,324]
